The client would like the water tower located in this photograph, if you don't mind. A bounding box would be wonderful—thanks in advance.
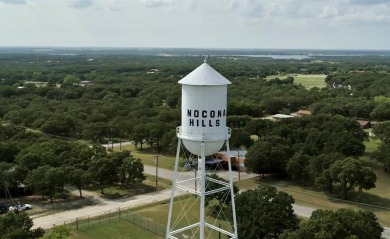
[166,60,238,239]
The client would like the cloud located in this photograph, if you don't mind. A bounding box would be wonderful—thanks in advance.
[348,0,390,5]
[138,0,174,8]
[70,0,94,9]
[228,0,390,25]
[0,0,27,4]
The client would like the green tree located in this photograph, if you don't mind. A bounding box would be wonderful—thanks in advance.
[65,166,89,198]
[205,174,239,208]
[317,157,376,198]
[286,152,311,184]
[119,156,145,188]
[62,75,80,87]
[371,142,390,172]
[41,225,70,239]
[89,157,117,194]
[25,166,50,199]
[372,121,390,143]
[229,128,253,149]
[130,124,148,151]
[0,212,44,239]
[245,136,292,176]
[234,185,299,239]
[280,208,383,239]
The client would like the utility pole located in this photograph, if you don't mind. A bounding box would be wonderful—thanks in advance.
[237,151,240,181]
[154,155,159,189]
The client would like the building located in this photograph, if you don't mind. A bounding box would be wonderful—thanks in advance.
[215,149,247,172]
[295,110,312,116]
[272,114,294,121]
[357,120,371,129]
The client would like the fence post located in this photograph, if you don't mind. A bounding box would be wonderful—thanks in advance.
[119,207,121,219]
[109,211,111,221]
[88,216,90,226]
[99,213,101,224]
[76,218,79,231]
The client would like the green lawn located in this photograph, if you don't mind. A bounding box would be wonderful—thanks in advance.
[266,74,327,89]
[132,196,233,238]
[70,218,163,239]
[86,174,171,199]
[113,144,182,171]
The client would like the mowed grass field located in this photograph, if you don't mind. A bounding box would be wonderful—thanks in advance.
[266,74,327,89]
[70,197,232,239]
[114,144,179,171]
[70,218,163,239]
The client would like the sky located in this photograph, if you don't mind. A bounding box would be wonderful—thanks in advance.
[0,0,389,50]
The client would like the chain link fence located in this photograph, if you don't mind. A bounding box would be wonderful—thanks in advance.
[56,207,166,237]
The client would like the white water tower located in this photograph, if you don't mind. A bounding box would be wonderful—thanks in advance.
[166,60,238,239]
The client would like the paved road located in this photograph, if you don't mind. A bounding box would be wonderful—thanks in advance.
[32,165,390,238]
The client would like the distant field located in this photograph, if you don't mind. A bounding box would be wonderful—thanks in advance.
[266,74,327,89]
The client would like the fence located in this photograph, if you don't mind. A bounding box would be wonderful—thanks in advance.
[57,207,166,237]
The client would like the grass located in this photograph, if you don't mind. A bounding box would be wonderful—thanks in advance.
[69,196,232,239]
[113,144,181,171]
[86,174,171,199]
[132,196,233,238]
[266,74,327,89]
[70,218,163,239]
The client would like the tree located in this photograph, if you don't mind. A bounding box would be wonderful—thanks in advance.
[65,166,89,198]
[234,185,299,239]
[45,167,66,202]
[25,166,50,199]
[280,208,383,239]
[89,157,117,194]
[148,122,167,153]
[25,165,65,202]
[130,124,148,151]
[317,157,376,198]
[372,121,390,143]
[205,174,238,208]
[370,102,390,121]
[119,156,145,188]
[0,212,44,239]
[245,136,293,176]
[62,75,80,87]
[371,142,390,172]
[229,128,253,149]
[41,225,70,239]
[245,119,274,139]
[286,152,311,184]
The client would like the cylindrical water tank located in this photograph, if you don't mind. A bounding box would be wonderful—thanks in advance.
[178,62,231,156]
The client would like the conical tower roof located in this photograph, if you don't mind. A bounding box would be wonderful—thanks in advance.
[178,62,231,86]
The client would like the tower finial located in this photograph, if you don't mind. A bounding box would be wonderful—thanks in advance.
[204,55,208,63]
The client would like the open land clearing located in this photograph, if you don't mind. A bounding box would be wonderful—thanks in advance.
[266,74,327,89]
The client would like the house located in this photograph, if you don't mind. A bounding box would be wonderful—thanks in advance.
[357,120,371,129]
[272,114,294,121]
[215,150,247,172]
[294,110,312,117]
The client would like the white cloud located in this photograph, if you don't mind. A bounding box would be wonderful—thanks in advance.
[227,0,390,25]
[0,0,27,4]
[138,0,174,8]
[70,0,94,9]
